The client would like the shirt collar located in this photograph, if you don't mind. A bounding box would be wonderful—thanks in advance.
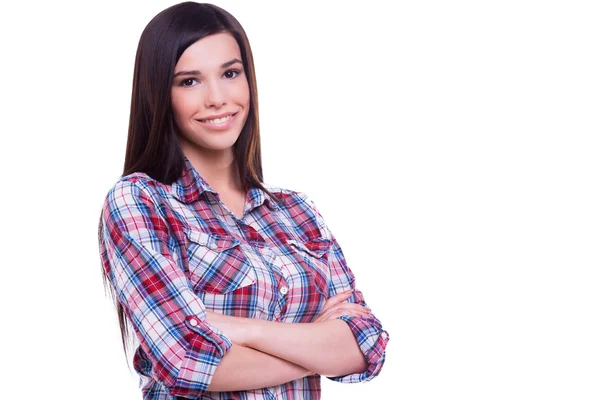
[171,156,216,203]
[246,185,280,212]
[171,156,279,211]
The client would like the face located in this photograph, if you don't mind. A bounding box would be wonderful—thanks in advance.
[171,33,250,157]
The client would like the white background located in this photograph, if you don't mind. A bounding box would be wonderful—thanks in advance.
[1,0,599,399]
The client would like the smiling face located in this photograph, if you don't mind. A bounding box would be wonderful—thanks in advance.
[171,32,250,158]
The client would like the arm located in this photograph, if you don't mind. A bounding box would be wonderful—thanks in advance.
[310,197,390,383]
[100,179,311,397]
[206,194,389,381]
[247,194,389,382]
[208,344,314,392]
[206,312,367,377]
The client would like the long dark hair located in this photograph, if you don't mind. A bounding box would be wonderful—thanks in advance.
[100,1,278,355]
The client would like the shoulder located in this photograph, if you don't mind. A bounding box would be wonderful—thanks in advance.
[263,184,331,240]
[263,184,316,210]
[103,172,171,211]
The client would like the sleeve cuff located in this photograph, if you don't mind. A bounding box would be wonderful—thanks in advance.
[328,314,389,383]
[167,315,232,397]
[185,315,233,354]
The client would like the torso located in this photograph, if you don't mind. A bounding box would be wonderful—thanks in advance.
[101,169,367,399]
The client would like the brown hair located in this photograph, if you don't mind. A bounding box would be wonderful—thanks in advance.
[101,1,278,354]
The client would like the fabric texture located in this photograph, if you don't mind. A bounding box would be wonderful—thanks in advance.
[99,157,389,399]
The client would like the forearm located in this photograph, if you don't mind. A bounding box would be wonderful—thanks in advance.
[247,319,367,377]
[208,343,314,392]
[209,312,363,378]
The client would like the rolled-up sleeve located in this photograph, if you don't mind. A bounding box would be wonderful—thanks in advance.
[99,178,232,397]
[306,196,390,383]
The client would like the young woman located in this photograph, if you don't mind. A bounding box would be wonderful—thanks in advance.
[99,2,389,399]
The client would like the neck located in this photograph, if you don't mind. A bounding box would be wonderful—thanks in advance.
[182,143,242,194]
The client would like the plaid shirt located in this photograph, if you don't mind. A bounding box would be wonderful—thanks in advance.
[99,157,389,399]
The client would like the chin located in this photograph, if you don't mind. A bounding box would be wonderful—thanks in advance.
[179,122,245,153]
[196,136,240,151]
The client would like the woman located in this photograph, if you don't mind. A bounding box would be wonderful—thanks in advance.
[99,2,389,399]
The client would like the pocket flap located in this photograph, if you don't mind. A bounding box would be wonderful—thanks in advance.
[185,229,240,251]
[184,229,255,294]
[286,237,332,258]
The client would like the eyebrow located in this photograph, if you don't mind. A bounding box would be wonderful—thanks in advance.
[173,58,243,78]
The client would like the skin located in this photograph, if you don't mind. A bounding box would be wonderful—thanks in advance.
[171,32,249,217]
[170,32,370,392]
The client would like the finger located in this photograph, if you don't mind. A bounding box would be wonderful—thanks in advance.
[321,304,372,321]
[324,291,352,307]
[319,304,356,320]
[336,308,371,320]
[317,307,340,322]
[324,309,363,321]
[323,303,370,316]
[323,290,353,309]
[319,304,362,321]
[333,302,370,311]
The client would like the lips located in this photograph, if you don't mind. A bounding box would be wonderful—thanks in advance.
[198,112,237,122]
[196,112,239,131]
[200,114,234,124]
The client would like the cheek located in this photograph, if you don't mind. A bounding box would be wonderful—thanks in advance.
[171,93,183,118]
[234,79,251,107]
[171,93,194,124]
[242,87,250,107]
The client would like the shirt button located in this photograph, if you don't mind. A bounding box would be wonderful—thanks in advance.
[189,318,198,327]
[279,286,288,295]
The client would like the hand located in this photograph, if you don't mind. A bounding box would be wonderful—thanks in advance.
[314,290,371,322]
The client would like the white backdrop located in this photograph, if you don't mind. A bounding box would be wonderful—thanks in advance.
[1,0,599,399]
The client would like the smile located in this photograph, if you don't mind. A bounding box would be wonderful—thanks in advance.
[196,112,239,131]
[200,114,234,124]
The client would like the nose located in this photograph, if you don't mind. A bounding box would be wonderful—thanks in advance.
[204,80,226,108]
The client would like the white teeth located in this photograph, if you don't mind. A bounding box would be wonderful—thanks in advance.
[202,114,233,124]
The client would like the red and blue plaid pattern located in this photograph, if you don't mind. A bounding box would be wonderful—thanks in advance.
[99,157,389,399]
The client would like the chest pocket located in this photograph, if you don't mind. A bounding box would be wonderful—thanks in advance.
[286,237,332,297]
[184,229,257,294]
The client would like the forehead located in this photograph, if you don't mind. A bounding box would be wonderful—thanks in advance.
[175,33,241,71]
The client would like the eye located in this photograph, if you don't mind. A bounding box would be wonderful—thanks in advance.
[223,69,241,79]
[180,78,198,87]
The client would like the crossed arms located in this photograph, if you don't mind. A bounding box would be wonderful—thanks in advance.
[100,179,388,397]
[205,291,371,391]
